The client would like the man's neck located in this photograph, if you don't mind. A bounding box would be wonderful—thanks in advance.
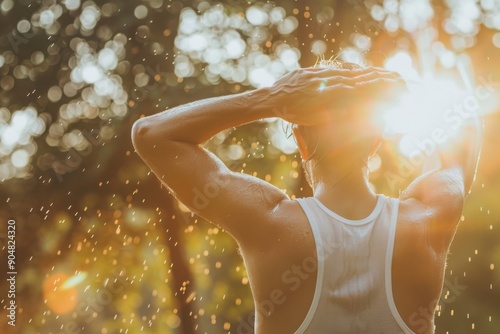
[313,171,378,220]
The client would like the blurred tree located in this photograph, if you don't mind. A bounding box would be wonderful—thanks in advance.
[0,0,499,333]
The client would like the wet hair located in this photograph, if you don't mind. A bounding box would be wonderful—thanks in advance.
[315,59,363,71]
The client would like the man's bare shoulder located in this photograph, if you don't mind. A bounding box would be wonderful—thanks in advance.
[267,198,311,236]
[395,196,460,254]
[276,198,317,232]
[397,196,430,220]
[400,168,464,225]
[235,198,310,253]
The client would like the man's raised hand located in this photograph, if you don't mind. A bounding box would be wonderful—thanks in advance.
[261,66,406,126]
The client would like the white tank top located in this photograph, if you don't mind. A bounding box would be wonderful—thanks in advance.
[293,195,415,334]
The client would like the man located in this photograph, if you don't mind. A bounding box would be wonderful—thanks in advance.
[131,63,481,333]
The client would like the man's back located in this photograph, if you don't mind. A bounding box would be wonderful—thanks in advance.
[239,195,444,334]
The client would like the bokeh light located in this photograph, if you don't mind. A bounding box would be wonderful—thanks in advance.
[43,273,79,315]
[0,107,45,180]
[1,1,499,334]
[174,4,300,88]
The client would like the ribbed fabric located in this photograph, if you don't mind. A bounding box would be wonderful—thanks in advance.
[293,195,414,334]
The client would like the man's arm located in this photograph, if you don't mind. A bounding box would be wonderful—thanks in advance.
[400,111,483,250]
[131,67,402,247]
[131,88,285,247]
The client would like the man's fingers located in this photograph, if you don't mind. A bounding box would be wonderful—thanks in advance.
[322,83,357,92]
[354,77,408,98]
[314,75,406,96]
[355,77,407,89]
[291,66,403,87]
[319,71,403,86]
[312,66,401,80]
[314,71,404,90]
[304,66,375,78]
[319,78,406,109]
[351,70,403,81]
[321,83,357,102]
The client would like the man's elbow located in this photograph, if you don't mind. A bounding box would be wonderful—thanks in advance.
[131,119,151,155]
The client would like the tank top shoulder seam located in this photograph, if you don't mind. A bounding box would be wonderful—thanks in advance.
[292,197,325,334]
[385,197,416,334]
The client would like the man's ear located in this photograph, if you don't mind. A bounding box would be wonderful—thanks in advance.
[292,125,311,161]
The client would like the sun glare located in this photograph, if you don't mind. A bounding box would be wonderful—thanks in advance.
[382,78,471,157]
[379,51,495,158]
